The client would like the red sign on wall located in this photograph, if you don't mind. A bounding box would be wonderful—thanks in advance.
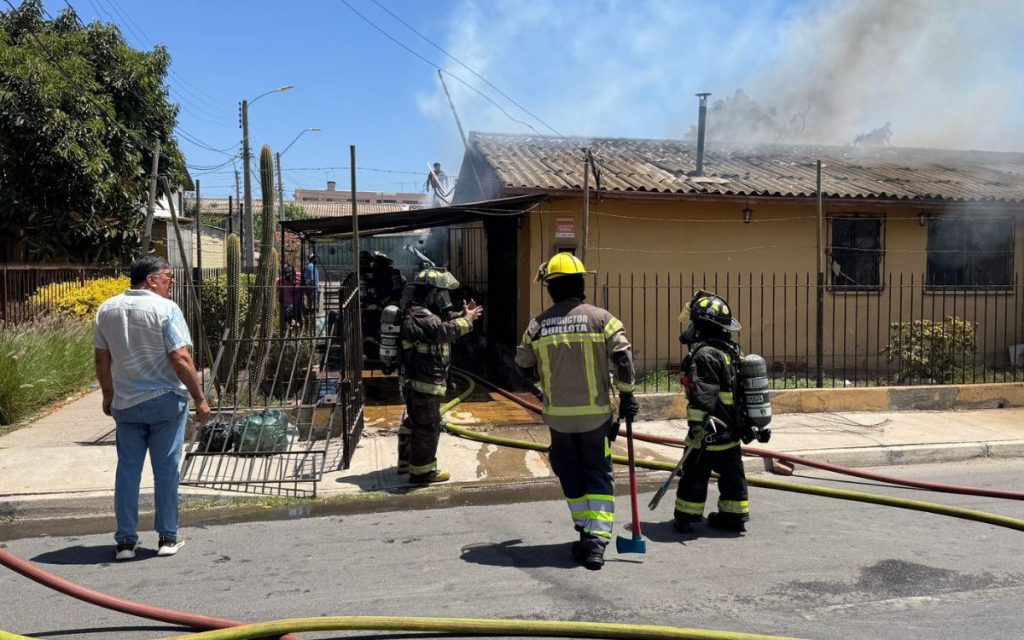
[554,217,576,239]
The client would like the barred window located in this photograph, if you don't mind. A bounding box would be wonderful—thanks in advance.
[829,217,884,290]
[926,218,1014,289]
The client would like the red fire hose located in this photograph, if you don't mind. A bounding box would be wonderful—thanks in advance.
[453,367,1024,501]
[0,547,298,640]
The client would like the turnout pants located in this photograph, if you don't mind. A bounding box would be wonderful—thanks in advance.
[674,442,749,525]
[400,387,444,476]
[548,422,615,551]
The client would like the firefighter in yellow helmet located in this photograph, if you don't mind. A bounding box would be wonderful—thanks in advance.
[397,267,482,484]
[675,290,749,533]
[515,252,637,570]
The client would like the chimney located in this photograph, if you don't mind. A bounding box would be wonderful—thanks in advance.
[327,180,336,191]
[693,92,711,177]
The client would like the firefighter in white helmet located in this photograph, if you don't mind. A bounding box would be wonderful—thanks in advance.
[515,252,637,570]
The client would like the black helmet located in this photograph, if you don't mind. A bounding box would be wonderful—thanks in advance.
[679,290,741,332]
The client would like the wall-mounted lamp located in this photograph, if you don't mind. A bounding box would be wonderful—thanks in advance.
[742,207,753,224]
[919,212,929,227]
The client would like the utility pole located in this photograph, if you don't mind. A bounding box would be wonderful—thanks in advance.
[350,144,362,351]
[195,179,203,274]
[234,168,245,264]
[142,140,161,254]
[438,69,484,199]
[582,149,590,264]
[240,99,255,268]
[815,160,825,389]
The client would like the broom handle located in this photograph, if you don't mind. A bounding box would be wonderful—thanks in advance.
[625,415,642,537]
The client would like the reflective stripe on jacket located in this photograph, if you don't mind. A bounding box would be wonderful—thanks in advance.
[515,298,635,433]
[399,304,473,396]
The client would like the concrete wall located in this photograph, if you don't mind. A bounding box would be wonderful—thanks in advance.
[516,195,1024,378]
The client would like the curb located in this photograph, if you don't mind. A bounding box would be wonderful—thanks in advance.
[4,440,1024,533]
[637,382,1024,421]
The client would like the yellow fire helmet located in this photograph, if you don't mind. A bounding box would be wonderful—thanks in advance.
[535,252,590,283]
[412,267,461,290]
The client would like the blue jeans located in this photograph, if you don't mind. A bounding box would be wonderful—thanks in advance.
[112,392,188,544]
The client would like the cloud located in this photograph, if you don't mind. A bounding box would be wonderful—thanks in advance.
[419,0,1024,151]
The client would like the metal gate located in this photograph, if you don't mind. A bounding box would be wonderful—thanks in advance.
[180,274,364,497]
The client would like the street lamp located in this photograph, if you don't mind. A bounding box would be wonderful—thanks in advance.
[277,128,321,220]
[240,85,294,268]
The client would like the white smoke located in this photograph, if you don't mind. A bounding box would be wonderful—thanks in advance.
[419,0,1024,151]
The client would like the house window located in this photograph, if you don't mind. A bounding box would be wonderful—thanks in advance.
[927,218,1014,288]
[829,217,884,290]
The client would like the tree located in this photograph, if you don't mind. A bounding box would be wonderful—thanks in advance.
[0,0,186,263]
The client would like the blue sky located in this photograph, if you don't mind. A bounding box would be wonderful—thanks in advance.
[42,0,1024,199]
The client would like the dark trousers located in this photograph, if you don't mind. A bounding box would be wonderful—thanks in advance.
[549,423,615,549]
[674,443,749,524]
[402,387,444,476]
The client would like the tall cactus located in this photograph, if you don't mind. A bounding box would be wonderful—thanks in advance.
[223,233,242,386]
[252,145,280,393]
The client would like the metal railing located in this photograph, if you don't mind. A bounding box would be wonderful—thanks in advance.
[585,272,1024,392]
[179,272,364,496]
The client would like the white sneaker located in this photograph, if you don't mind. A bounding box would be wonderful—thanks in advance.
[156,537,185,557]
[115,542,136,561]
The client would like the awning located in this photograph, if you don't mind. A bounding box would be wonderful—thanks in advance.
[279,194,547,240]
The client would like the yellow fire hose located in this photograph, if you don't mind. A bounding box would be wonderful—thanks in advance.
[149,615,805,640]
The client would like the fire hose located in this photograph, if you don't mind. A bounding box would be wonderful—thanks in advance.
[452,367,1024,501]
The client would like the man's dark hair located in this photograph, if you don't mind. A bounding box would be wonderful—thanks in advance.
[130,255,171,287]
[546,274,586,303]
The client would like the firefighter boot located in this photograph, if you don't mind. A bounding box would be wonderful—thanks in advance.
[707,512,747,532]
[572,536,605,571]
[409,469,451,485]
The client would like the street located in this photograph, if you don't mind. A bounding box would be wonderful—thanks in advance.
[2,457,1023,640]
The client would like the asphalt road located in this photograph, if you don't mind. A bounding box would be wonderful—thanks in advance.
[2,458,1023,640]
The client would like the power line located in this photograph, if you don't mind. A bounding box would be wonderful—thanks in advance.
[335,0,548,137]
[368,0,562,137]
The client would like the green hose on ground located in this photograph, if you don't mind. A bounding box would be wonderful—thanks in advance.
[158,615,806,640]
[443,372,1024,532]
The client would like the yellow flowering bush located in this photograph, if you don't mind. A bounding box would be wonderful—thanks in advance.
[29,276,130,317]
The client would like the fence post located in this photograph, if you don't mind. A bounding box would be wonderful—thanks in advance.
[1,268,7,322]
[816,272,825,388]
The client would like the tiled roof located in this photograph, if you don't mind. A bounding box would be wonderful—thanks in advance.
[470,132,1024,204]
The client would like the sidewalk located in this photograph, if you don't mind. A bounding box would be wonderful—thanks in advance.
[3,389,1024,523]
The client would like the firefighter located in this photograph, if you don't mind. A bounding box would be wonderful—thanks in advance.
[397,267,482,484]
[515,252,637,570]
[674,290,749,533]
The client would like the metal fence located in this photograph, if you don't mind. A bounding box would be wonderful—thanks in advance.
[179,272,364,496]
[585,272,1024,392]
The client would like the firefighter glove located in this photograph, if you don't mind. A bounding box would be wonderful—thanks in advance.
[608,419,620,443]
[619,392,640,420]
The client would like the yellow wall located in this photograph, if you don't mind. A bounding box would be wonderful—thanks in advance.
[515,196,1024,379]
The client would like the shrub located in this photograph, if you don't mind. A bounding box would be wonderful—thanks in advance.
[882,316,977,384]
[0,318,96,425]
[29,276,129,318]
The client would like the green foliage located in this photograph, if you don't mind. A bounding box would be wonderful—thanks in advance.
[28,275,129,317]
[882,316,977,384]
[0,0,186,262]
[0,318,95,425]
[200,273,256,349]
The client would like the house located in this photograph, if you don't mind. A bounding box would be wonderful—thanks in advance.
[452,132,1024,378]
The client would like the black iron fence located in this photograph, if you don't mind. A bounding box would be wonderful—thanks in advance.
[582,272,1024,393]
[7,265,1023,393]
